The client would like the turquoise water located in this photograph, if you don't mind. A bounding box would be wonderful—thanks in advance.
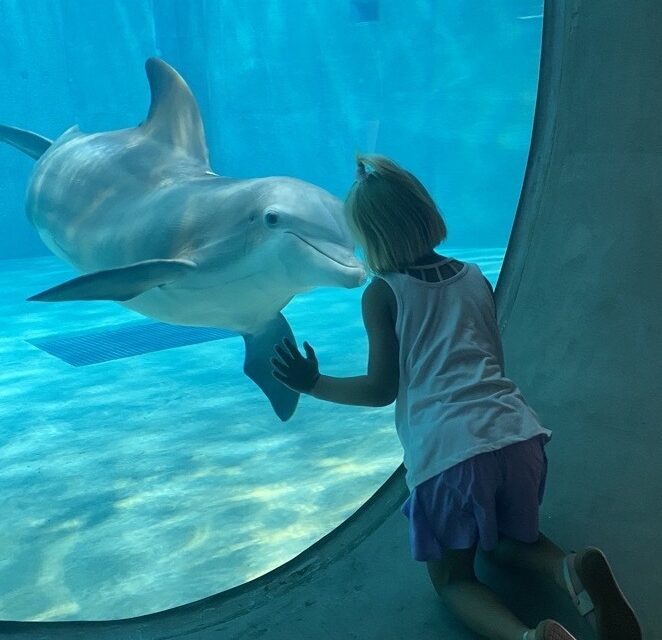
[0,1,541,623]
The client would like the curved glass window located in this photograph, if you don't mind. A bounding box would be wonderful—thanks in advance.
[0,0,542,621]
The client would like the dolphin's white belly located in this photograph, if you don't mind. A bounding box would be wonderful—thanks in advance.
[123,277,292,335]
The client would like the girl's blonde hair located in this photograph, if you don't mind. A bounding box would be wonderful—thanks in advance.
[344,154,447,274]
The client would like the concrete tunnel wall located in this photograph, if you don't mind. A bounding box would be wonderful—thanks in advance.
[1,0,659,638]
[494,0,661,637]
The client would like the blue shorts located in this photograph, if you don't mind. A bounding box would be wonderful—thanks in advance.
[401,435,549,561]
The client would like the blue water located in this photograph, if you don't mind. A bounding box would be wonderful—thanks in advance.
[0,1,542,622]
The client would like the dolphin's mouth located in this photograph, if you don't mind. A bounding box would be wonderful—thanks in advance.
[285,231,363,271]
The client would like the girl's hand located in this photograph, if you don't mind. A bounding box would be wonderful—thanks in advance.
[271,338,320,393]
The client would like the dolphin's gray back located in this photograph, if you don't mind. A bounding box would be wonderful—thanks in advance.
[27,126,226,271]
[23,57,230,272]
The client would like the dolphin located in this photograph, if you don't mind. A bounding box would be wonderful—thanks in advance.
[0,58,365,421]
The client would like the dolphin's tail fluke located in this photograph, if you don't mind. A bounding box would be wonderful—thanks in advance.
[0,125,52,159]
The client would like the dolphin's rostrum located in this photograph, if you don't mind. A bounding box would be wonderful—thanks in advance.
[0,58,366,421]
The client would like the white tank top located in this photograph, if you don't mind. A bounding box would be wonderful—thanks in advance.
[379,260,552,490]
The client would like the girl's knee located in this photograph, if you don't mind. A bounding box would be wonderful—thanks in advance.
[427,547,477,592]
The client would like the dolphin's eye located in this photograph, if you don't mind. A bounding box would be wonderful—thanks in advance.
[265,211,280,227]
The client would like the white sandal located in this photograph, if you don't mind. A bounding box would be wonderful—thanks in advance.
[563,551,596,621]
[564,547,642,640]
[524,619,577,640]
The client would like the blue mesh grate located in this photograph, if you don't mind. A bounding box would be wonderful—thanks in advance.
[27,321,238,367]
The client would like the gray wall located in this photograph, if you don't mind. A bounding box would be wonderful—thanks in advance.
[497,0,662,635]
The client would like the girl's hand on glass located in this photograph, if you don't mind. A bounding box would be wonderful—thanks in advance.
[271,338,320,393]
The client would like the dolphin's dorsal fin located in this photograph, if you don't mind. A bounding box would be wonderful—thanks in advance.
[140,58,210,167]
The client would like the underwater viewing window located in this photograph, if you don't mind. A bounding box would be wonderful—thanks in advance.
[0,0,542,621]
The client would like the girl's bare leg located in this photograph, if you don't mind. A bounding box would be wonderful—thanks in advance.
[427,545,530,640]
[483,533,568,591]
[485,535,642,640]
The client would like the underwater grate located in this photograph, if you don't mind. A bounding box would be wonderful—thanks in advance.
[27,321,238,367]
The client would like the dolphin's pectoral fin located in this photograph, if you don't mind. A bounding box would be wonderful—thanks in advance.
[0,125,52,159]
[243,314,300,422]
[28,259,197,302]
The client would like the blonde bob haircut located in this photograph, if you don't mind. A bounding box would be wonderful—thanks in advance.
[344,154,447,274]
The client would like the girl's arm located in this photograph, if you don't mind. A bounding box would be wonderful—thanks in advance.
[272,278,399,407]
[313,278,399,406]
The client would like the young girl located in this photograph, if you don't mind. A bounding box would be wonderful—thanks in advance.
[271,155,641,640]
